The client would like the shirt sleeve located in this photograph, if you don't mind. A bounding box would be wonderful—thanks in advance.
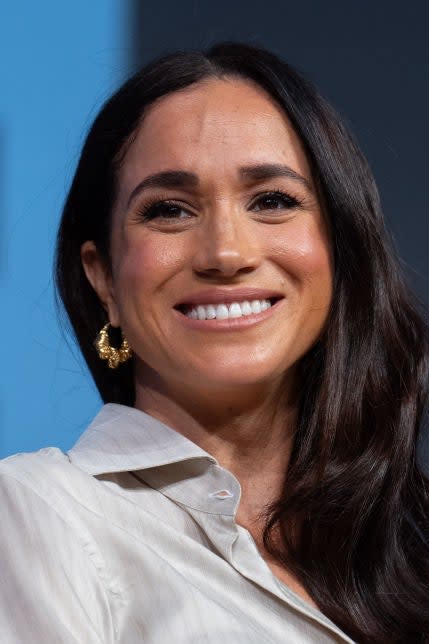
[0,470,115,644]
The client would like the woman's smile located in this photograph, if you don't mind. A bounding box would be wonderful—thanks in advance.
[173,296,286,331]
[173,287,285,329]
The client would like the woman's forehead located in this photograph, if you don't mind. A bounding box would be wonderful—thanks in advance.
[116,78,312,197]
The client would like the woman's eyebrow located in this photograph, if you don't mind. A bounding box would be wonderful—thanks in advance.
[126,163,312,207]
[239,163,313,192]
[127,170,198,207]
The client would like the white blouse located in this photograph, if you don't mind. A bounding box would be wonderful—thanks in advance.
[0,403,354,643]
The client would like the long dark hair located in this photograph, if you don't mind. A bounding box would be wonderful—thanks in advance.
[55,42,429,642]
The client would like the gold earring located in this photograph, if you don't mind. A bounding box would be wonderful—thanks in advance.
[94,323,133,369]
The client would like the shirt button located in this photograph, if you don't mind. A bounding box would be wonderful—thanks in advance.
[209,489,234,499]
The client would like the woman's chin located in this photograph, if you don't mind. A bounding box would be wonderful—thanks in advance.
[183,364,285,394]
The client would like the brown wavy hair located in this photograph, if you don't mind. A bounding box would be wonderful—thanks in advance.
[55,42,429,642]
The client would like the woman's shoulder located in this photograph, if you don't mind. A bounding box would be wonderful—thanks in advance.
[0,446,97,526]
[0,448,116,642]
[1,445,69,473]
[1,446,77,491]
[0,446,110,578]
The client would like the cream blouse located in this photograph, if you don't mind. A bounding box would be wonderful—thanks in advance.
[0,403,354,643]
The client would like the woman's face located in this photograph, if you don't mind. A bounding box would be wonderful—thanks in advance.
[83,78,333,399]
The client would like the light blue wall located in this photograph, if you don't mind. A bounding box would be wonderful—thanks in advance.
[1,2,129,456]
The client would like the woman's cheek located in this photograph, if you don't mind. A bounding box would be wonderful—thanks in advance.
[115,235,187,286]
[269,222,332,282]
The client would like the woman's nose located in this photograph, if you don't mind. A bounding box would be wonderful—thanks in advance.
[191,206,262,278]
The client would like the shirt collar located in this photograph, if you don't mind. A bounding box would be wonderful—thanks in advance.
[68,405,354,640]
[68,403,217,476]
[68,403,241,516]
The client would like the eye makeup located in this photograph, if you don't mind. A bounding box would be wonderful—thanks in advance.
[133,187,305,224]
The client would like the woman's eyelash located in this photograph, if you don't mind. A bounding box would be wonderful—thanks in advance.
[136,189,303,222]
[137,200,189,222]
[251,189,303,211]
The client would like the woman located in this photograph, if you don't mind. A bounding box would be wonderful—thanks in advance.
[0,41,428,643]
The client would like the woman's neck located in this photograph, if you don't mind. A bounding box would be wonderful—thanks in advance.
[134,368,297,520]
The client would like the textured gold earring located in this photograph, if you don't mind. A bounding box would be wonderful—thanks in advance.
[94,323,133,369]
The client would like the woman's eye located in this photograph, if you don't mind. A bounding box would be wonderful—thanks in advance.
[251,191,300,212]
[139,201,191,222]
[138,191,301,222]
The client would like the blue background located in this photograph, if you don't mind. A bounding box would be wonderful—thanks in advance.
[2,1,429,467]
[1,1,130,454]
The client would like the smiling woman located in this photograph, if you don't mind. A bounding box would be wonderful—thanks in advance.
[0,42,428,643]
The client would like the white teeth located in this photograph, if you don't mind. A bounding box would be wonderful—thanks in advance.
[250,300,262,314]
[206,305,216,319]
[216,304,229,320]
[241,301,252,316]
[229,302,242,318]
[184,299,273,320]
[196,305,206,320]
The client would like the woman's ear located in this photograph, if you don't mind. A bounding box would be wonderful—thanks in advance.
[80,241,121,327]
